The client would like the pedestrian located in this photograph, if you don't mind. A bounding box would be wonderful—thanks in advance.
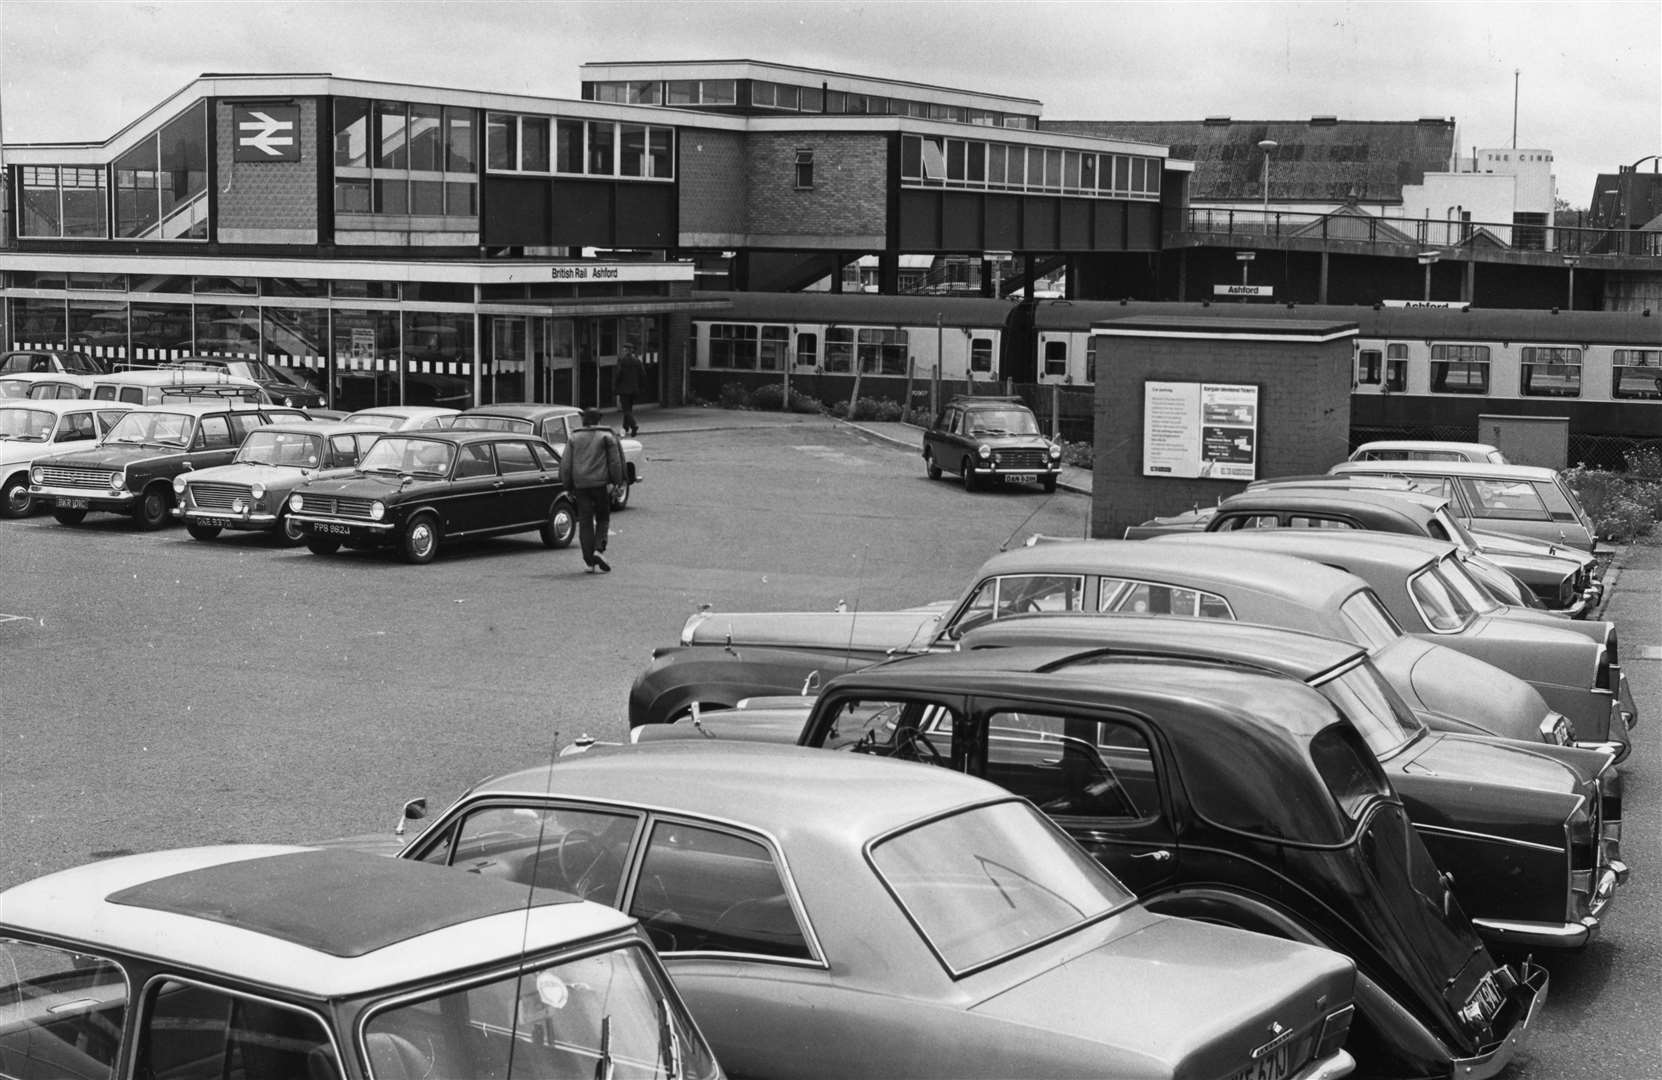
[558,406,625,573]
[614,350,643,437]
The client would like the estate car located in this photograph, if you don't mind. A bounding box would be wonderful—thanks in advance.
[1330,460,1599,552]
[0,399,129,517]
[922,394,1064,492]
[173,421,380,543]
[165,357,328,409]
[0,844,722,1080]
[1347,440,1508,464]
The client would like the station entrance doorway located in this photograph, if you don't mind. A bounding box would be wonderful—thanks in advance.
[484,313,663,409]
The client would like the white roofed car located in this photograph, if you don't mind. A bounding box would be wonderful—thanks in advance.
[1348,440,1508,464]
[0,845,724,1080]
[342,405,460,431]
[0,399,130,517]
[0,372,95,400]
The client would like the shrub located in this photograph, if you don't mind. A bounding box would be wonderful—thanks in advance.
[1562,464,1662,542]
[831,396,904,421]
[716,380,752,409]
[1059,440,1094,470]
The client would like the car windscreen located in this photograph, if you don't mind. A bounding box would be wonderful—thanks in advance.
[869,800,1131,975]
[1408,564,1478,632]
[0,406,55,441]
[359,436,454,477]
[0,379,26,399]
[1314,661,1425,758]
[1336,589,1404,651]
[452,415,535,434]
[58,353,104,374]
[236,429,324,467]
[104,411,194,447]
[964,408,1040,436]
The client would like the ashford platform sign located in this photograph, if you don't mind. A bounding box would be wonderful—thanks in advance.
[1142,381,1260,481]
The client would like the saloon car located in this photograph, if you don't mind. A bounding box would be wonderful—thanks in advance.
[1158,531,1634,757]
[922,394,1064,491]
[342,405,460,431]
[164,356,328,408]
[286,430,576,563]
[1330,460,1599,553]
[0,347,106,376]
[611,666,1542,1078]
[29,402,311,528]
[385,740,1360,1080]
[0,399,129,517]
[635,542,1571,752]
[454,403,644,508]
[0,372,95,400]
[173,421,379,543]
[0,844,721,1080]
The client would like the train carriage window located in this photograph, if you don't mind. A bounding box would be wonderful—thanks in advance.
[1385,344,1408,391]
[758,325,790,371]
[1085,339,1098,383]
[707,324,759,370]
[1357,349,1382,385]
[824,328,854,373]
[970,338,993,373]
[1043,340,1067,377]
[794,332,818,368]
[1612,349,1662,400]
[1519,346,1581,397]
[1429,344,1489,394]
[856,328,908,375]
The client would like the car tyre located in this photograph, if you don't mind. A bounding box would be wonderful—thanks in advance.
[132,487,171,530]
[0,474,31,518]
[924,450,942,480]
[52,507,87,526]
[609,481,631,511]
[542,498,576,549]
[400,513,440,564]
[1041,475,1058,493]
[186,522,222,541]
[273,509,306,547]
[960,458,980,492]
[306,537,341,556]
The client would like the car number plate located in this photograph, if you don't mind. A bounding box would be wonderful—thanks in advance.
[1004,473,1038,484]
[1229,1044,1290,1080]
[59,497,89,509]
[197,516,231,528]
[313,522,353,536]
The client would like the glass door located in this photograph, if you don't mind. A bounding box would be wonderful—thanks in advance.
[487,316,529,404]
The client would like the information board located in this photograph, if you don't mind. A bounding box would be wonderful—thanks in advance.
[1142,381,1259,480]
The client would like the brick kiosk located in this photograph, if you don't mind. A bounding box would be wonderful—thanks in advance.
[1089,314,1358,540]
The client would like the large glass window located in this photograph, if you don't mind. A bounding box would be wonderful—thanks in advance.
[1429,343,1490,394]
[10,297,67,351]
[194,304,261,357]
[114,132,161,238]
[19,166,108,239]
[375,101,409,169]
[706,323,758,369]
[407,104,444,171]
[1613,348,1662,400]
[69,300,128,365]
[1519,346,1581,397]
[335,98,370,166]
[444,107,475,171]
[405,310,475,410]
[857,328,908,375]
[332,308,401,411]
[587,121,615,175]
[520,117,550,172]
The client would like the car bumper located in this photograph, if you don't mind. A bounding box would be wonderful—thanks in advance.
[970,465,1061,481]
[176,506,279,530]
[288,514,393,537]
[1448,962,1547,1080]
[1470,857,1625,950]
[29,484,134,511]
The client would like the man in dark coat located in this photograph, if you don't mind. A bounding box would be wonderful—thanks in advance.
[613,351,644,437]
[558,407,625,572]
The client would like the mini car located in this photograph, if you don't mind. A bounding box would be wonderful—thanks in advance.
[1330,460,1599,552]
[453,402,645,509]
[384,740,1361,1080]
[173,421,380,543]
[0,844,722,1080]
[164,356,329,408]
[1348,440,1508,464]
[287,430,576,563]
[342,405,460,431]
[922,394,1064,491]
[29,401,312,528]
[635,541,1571,752]
[0,398,129,517]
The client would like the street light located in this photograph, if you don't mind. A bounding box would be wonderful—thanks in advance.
[1257,139,1278,232]
[1416,251,1440,302]
[1563,255,1580,310]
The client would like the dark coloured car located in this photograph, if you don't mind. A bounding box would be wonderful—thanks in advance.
[922,394,1063,491]
[0,347,107,376]
[628,656,1545,1078]
[165,356,328,409]
[29,402,310,528]
[454,403,644,509]
[286,430,575,563]
[384,741,1361,1080]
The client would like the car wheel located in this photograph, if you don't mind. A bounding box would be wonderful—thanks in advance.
[52,507,87,526]
[924,451,942,480]
[273,508,306,547]
[400,513,440,564]
[542,498,576,549]
[1041,475,1058,493]
[306,537,341,556]
[185,522,222,541]
[0,474,31,518]
[609,481,631,511]
[131,487,171,530]
[960,458,980,492]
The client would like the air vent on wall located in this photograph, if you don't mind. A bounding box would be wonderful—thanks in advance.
[1309,115,1338,125]
[1203,116,1232,125]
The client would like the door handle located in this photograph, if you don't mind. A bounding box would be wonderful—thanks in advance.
[1131,849,1172,863]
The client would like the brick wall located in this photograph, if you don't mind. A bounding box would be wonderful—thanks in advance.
[215,99,319,242]
[744,132,887,242]
[1090,326,1354,539]
[678,128,747,242]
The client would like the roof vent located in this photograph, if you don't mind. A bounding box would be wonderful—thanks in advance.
[1203,115,1232,125]
[1309,115,1339,125]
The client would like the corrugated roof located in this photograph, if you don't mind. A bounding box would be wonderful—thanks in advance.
[1042,119,1456,204]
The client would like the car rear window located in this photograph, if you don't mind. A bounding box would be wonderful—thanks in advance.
[1408,566,1477,632]
[1308,725,1393,821]
[1337,589,1404,651]
[1314,662,1425,758]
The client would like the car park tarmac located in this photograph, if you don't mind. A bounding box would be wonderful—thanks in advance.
[0,406,1653,1080]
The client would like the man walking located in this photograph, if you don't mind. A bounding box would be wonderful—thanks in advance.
[558,407,625,572]
[614,350,643,437]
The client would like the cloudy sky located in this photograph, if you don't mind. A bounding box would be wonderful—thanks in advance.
[1,0,1656,205]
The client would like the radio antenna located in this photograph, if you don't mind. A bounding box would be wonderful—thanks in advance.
[843,542,870,657]
[508,730,561,1079]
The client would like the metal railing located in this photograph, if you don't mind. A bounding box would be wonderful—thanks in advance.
[1183,208,1659,259]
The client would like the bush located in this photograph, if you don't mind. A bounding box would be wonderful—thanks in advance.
[830,396,905,421]
[1059,440,1094,470]
[747,383,824,413]
[1562,464,1662,542]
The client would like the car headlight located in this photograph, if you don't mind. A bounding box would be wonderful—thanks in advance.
[173,476,187,494]
[31,466,44,485]
[231,497,248,514]
[977,443,992,459]
[283,396,296,407]
[1049,443,1063,459]
[370,500,386,521]
[250,482,266,501]
[1540,711,1572,745]
[109,472,126,490]
[288,493,304,512]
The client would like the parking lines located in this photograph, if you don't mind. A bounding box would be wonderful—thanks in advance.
[0,613,29,626]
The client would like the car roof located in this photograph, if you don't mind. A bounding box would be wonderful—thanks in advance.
[483,741,1007,840]
[1159,531,1453,574]
[0,371,94,384]
[1336,460,1560,480]
[1351,440,1501,456]
[460,402,578,419]
[948,395,1026,407]
[0,846,630,999]
[260,420,363,437]
[93,370,262,387]
[975,539,1368,608]
[119,401,276,416]
[390,429,524,446]
[1218,487,1442,519]
[0,397,113,414]
[351,406,457,417]
[960,613,1365,680]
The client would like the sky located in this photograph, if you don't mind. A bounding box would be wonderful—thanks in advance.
[0,0,1656,206]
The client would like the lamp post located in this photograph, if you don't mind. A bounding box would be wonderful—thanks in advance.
[1563,255,1580,310]
[1257,139,1278,233]
[1235,249,1255,287]
[1416,251,1440,302]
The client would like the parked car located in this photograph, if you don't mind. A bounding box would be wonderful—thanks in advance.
[1330,460,1599,552]
[612,666,1543,1077]
[173,421,380,543]
[164,356,329,408]
[453,403,644,509]
[0,399,129,517]
[922,394,1064,491]
[1348,440,1508,464]
[1124,486,1598,617]
[29,402,310,528]
[1156,531,1634,758]
[635,541,1572,752]
[286,430,576,563]
[0,372,95,399]
[89,368,272,407]
[342,405,460,431]
[0,347,107,376]
[0,844,722,1080]
[382,740,1360,1080]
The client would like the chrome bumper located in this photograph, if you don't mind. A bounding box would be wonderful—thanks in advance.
[175,506,278,528]
[1291,1050,1354,1080]
[286,513,393,532]
[1448,962,1548,1080]
[29,484,134,509]
[1472,910,1603,949]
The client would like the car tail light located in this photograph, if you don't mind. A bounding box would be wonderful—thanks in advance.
[1314,1004,1354,1061]
[1595,651,1612,691]
[1538,712,1571,745]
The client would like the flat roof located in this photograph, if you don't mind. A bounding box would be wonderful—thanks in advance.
[580,58,1043,110]
[0,252,694,286]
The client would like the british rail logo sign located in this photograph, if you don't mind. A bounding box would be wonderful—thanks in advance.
[233,106,301,162]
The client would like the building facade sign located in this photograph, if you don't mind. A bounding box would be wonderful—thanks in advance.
[1142,380,1260,480]
[1213,284,1272,297]
[232,105,301,162]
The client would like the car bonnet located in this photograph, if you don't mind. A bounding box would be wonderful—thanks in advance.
[1373,638,1550,742]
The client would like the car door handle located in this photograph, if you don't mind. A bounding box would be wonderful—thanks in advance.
[493,480,505,488]
[1131,849,1172,863]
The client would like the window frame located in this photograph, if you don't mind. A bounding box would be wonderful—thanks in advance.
[135,973,343,1080]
